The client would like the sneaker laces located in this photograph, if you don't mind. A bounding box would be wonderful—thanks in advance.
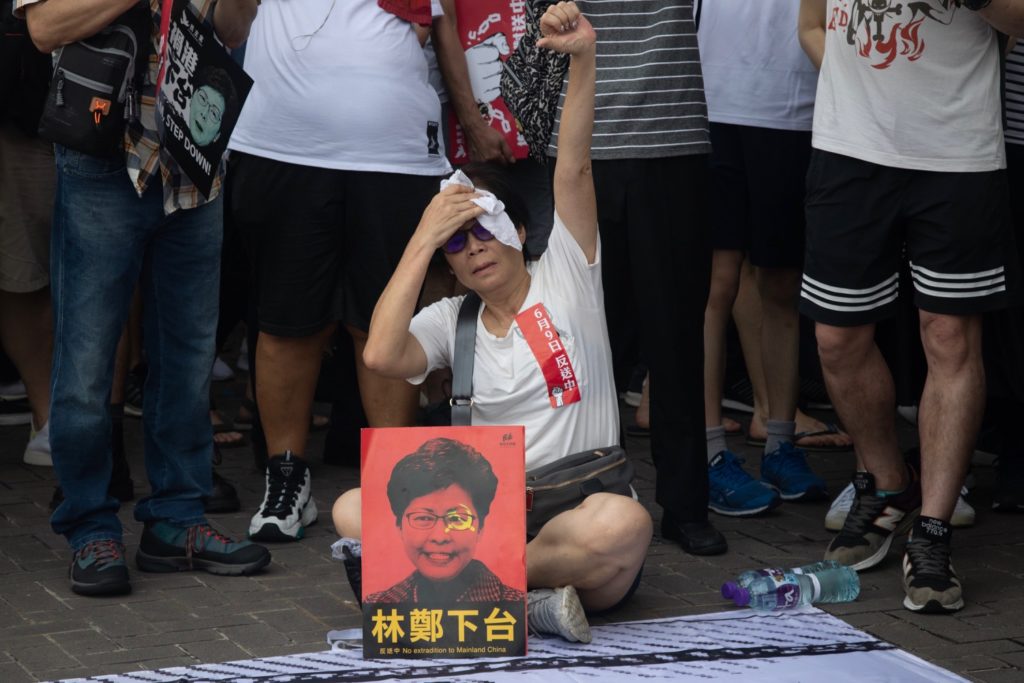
[184,524,236,568]
[767,442,815,478]
[80,539,123,565]
[263,467,303,518]
[712,452,755,491]
[838,493,888,541]
[906,537,953,580]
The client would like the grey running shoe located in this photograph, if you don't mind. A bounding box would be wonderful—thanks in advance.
[527,586,592,643]
[825,470,920,571]
[902,517,963,613]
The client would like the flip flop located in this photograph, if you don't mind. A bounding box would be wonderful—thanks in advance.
[794,422,853,453]
[213,422,249,449]
[746,422,853,453]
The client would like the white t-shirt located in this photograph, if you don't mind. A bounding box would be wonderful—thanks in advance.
[229,0,452,176]
[697,0,817,131]
[408,214,619,470]
[813,0,1003,172]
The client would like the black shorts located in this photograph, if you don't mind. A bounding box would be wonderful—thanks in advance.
[708,122,811,268]
[229,152,439,336]
[800,150,1020,326]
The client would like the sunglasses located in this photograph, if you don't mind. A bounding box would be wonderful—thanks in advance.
[443,222,495,254]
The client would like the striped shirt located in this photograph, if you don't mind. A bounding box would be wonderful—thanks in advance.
[15,0,223,214]
[547,0,710,160]
[1006,43,1024,147]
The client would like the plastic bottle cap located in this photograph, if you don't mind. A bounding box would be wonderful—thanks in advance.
[721,582,739,600]
[733,586,751,607]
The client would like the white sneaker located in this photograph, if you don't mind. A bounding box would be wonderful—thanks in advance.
[237,338,249,372]
[825,481,856,531]
[23,421,52,467]
[827,481,974,530]
[527,586,592,643]
[951,487,975,528]
[896,405,918,426]
[212,356,235,382]
[249,452,317,541]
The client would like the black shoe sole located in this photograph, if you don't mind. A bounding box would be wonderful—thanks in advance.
[135,550,271,576]
[70,571,131,596]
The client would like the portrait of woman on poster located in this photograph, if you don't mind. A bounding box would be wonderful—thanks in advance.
[365,437,526,604]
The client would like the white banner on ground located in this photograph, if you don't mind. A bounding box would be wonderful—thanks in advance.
[56,607,966,683]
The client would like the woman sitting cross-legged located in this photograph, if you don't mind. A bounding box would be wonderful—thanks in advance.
[332,2,652,643]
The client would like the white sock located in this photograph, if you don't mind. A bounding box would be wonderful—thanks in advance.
[764,419,796,455]
[706,426,727,463]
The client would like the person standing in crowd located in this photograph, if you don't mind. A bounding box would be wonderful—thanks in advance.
[18,0,270,596]
[799,0,1022,613]
[697,0,832,518]
[548,0,724,554]
[228,0,452,542]
[0,2,53,467]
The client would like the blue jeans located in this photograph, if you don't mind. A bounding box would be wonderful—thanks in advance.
[49,146,220,550]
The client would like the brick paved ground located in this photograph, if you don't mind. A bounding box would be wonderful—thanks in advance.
[1,367,1022,682]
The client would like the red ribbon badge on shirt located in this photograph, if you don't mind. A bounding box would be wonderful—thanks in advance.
[516,303,581,409]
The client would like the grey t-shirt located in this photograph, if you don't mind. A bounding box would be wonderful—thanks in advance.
[547,0,711,160]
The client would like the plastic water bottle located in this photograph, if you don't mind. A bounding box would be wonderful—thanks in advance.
[726,566,860,611]
[723,559,844,601]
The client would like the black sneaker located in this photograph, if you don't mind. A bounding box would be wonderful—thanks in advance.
[721,376,754,414]
[136,521,271,575]
[70,540,131,596]
[825,469,921,571]
[902,516,963,613]
[341,545,363,607]
[248,452,318,542]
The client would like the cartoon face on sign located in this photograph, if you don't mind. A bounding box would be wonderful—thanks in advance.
[187,67,237,147]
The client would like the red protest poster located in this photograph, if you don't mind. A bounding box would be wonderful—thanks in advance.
[447,0,531,164]
[361,426,527,659]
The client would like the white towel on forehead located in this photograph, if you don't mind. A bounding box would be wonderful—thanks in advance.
[439,170,522,251]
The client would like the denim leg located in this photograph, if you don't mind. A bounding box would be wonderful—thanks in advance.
[133,195,222,527]
[49,147,153,549]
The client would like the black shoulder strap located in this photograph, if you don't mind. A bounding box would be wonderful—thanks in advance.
[451,292,482,426]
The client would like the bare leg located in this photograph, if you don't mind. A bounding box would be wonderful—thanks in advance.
[527,494,652,611]
[348,326,419,428]
[756,267,801,423]
[732,259,770,425]
[816,322,904,489]
[255,324,336,457]
[0,288,52,428]
[333,488,362,537]
[917,312,984,521]
[634,373,649,429]
[704,250,744,427]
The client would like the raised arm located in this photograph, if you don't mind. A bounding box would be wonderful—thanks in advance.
[363,185,485,379]
[537,1,598,263]
[798,0,827,69]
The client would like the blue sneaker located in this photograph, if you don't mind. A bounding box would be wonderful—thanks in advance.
[708,451,782,516]
[761,442,828,501]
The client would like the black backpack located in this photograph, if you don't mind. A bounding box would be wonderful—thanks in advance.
[0,4,53,136]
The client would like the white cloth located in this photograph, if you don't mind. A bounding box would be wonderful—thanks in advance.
[440,170,520,250]
[698,0,817,131]
[813,1,1004,172]
[228,0,451,176]
[408,213,619,469]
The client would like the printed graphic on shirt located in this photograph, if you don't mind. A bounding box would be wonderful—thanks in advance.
[828,0,957,69]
